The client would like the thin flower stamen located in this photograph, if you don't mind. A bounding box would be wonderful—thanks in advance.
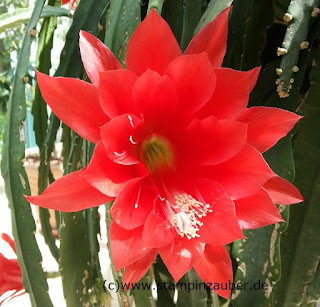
[162,193,213,239]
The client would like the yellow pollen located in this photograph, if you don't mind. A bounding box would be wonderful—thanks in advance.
[166,193,213,239]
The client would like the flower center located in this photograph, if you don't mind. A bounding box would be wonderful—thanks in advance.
[141,135,175,173]
[160,193,212,239]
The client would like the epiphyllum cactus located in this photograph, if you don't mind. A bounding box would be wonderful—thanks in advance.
[0,234,24,305]
[25,8,303,298]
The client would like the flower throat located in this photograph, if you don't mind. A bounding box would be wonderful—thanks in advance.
[142,135,175,173]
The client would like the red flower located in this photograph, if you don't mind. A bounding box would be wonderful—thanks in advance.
[61,0,77,9]
[0,234,24,305]
[25,8,303,298]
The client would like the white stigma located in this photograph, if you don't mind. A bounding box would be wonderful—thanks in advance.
[165,193,213,240]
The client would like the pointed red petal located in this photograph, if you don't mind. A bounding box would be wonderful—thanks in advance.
[159,239,205,282]
[98,70,138,118]
[193,245,232,299]
[126,9,182,76]
[82,142,147,197]
[25,170,112,212]
[237,107,302,152]
[235,189,284,229]
[263,176,303,205]
[36,71,109,143]
[165,53,216,115]
[187,116,247,165]
[142,199,178,248]
[123,250,157,286]
[184,7,231,68]
[202,145,274,200]
[1,234,16,254]
[79,31,121,85]
[110,178,157,230]
[197,67,260,120]
[196,179,244,245]
[100,114,143,165]
[133,70,178,126]
[110,223,151,271]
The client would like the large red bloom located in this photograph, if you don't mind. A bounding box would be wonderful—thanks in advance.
[0,234,24,305]
[25,8,303,298]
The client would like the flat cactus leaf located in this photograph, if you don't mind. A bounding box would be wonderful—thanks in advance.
[272,38,320,306]
[1,0,54,306]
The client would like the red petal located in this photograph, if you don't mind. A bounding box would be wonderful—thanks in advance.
[187,116,247,165]
[165,53,216,115]
[61,0,69,4]
[235,189,284,229]
[100,114,143,165]
[202,145,274,200]
[184,7,231,68]
[123,250,157,286]
[25,170,112,212]
[195,179,244,245]
[1,234,16,254]
[133,70,178,126]
[36,71,109,143]
[197,67,260,120]
[79,31,121,85]
[193,245,232,299]
[142,199,178,248]
[98,70,138,118]
[159,239,205,282]
[237,107,302,153]
[82,142,146,197]
[110,223,151,271]
[110,178,157,230]
[263,176,303,205]
[126,9,182,76]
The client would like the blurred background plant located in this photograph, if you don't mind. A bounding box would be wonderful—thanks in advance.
[0,0,320,306]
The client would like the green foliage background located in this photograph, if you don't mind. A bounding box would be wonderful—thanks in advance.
[1,0,320,306]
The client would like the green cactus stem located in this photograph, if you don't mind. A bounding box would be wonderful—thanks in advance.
[276,0,320,98]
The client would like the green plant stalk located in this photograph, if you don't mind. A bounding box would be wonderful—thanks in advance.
[179,0,201,51]
[194,0,231,34]
[59,133,95,307]
[273,38,320,306]
[0,5,71,33]
[130,272,154,307]
[277,0,319,98]
[147,0,164,13]
[105,203,128,307]
[176,269,207,307]
[223,0,274,71]
[154,255,175,307]
[1,0,53,305]
[105,0,141,66]
[33,0,60,263]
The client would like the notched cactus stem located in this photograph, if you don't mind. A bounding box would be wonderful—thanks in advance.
[277,0,318,98]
